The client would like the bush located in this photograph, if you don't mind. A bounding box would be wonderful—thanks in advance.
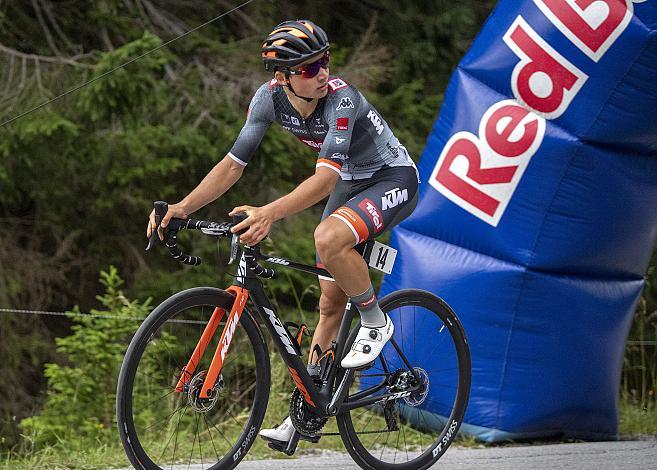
[20,267,150,448]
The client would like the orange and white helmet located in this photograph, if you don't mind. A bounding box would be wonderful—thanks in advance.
[261,20,329,71]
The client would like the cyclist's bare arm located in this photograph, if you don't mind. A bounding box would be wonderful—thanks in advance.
[230,167,339,245]
[269,167,339,221]
[147,154,245,239]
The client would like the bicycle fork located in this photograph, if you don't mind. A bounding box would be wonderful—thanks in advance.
[174,285,249,399]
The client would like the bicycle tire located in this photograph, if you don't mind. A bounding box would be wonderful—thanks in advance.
[116,287,270,470]
[336,288,471,470]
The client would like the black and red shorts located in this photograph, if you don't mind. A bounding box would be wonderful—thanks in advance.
[316,164,419,269]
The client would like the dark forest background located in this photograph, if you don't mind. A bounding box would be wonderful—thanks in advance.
[0,0,654,459]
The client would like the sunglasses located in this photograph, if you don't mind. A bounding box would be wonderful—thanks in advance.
[287,52,330,79]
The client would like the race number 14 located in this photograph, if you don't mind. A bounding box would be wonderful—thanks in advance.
[368,241,397,274]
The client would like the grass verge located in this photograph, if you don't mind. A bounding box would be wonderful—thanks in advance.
[2,399,655,469]
[619,398,657,438]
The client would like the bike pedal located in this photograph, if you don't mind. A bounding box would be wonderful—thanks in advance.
[264,438,297,456]
[265,440,284,452]
[285,430,301,455]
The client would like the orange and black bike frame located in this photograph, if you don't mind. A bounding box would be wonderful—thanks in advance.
[173,247,332,408]
[174,243,418,417]
[175,285,249,399]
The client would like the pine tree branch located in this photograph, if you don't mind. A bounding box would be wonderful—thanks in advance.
[31,0,62,56]
[40,0,78,53]
[141,0,188,36]
[218,0,259,33]
[0,42,93,68]
[2,54,16,96]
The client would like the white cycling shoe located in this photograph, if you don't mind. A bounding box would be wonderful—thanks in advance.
[341,314,394,369]
[259,416,295,444]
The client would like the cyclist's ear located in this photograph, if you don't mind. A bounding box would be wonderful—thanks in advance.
[274,70,286,86]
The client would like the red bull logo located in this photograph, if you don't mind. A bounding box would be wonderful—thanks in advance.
[431,0,639,226]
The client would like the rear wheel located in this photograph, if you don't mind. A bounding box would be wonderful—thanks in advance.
[116,287,270,470]
[337,289,471,470]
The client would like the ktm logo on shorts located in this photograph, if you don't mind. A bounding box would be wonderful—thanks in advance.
[382,187,408,211]
[358,198,383,232]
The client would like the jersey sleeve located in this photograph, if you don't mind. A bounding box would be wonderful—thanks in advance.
[228,83,274,166]
[317,80,362,175]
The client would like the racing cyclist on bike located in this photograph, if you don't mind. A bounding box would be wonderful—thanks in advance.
[147,19,419,447]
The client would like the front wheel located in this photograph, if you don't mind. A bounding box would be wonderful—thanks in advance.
[116,287,270,470]
[337,289,471,470]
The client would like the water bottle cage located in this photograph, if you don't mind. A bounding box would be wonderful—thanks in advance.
[317,346,336,383]
[284,322,310,351]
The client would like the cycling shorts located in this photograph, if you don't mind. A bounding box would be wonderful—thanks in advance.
[316,164,419,274]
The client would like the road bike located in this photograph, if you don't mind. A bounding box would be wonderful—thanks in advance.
[116,201,471,469]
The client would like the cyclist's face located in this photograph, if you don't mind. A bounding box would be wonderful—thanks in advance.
[277,53,329,99]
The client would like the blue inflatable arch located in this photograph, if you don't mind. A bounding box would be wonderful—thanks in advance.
[380,0,657,441]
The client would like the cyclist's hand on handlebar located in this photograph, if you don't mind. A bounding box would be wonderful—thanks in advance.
[147,203,188,241]
[229,205,274,245]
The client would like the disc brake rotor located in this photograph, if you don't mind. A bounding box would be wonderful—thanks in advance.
[404,367,429,407]
[187,371,224,413]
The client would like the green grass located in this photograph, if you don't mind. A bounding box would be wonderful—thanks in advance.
[619,398,657,437]
[0,441,129,470]
[2,398,655,469]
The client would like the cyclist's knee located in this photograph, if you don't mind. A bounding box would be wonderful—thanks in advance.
[314,219,353,262]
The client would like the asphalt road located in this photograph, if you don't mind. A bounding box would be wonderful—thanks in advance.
[122,438,657,469]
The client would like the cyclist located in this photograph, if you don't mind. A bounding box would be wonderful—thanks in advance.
[147,19,419,446]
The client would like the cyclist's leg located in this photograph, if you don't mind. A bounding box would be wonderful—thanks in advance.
[315,165,419,367]
[260,182,350,445]
[314,219,374,311]
[309,178,351,365]
[308,279,347,365]
[316,165,419,295]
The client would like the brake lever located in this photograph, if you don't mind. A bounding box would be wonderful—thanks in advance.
[229,212,248,264]
[146,201,168,251]
[229,233,239,264]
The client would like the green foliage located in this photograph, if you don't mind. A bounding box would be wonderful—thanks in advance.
[78,32,169,123]
[2,1,654,464]
[369,79,443,159]
[0,0,496,314]
[622,250,657,410]
[19,267,150,448]
[0,315,52,450]
[0,113,79,206]
[619,396,657,437]
[263,212,323,315]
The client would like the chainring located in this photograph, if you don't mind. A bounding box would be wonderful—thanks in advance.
[289,388,327,437]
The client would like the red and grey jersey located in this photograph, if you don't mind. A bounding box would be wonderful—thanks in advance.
[228,76,415,180]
